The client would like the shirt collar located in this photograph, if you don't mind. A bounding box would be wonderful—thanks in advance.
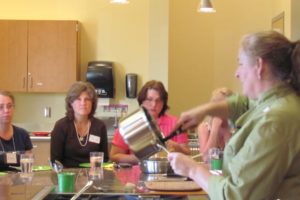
[256,83,292,104]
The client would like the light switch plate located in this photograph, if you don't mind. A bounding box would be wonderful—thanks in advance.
[44,107,51,118]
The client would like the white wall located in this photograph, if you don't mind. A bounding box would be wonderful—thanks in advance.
[291,0,300,40]
[168,0,273,115]
[149,0,169,88]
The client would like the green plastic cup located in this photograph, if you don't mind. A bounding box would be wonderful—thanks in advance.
[211,159,223,170]
[57,172,75,193]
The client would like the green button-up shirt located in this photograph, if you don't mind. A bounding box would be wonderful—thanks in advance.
[208,84,300,200]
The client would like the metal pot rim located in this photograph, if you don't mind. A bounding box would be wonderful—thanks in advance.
[142,157,168,162]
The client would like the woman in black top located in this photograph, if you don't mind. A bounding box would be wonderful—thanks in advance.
[51,81,108,168]
[0,91,32,171]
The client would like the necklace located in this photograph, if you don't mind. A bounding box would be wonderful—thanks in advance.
[0,134,16,152]
[74,120,91,147]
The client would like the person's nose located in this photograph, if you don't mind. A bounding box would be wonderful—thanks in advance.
[151,100,158,105]
[147,101,156,108]
[235,68,240,79]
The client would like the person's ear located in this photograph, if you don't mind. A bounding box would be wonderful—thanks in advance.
[255,57,264,80]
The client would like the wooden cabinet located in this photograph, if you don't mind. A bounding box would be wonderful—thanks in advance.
[0,20,79,92]
[0,20,28,91]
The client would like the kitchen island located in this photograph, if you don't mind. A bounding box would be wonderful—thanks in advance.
[0,165,208,199]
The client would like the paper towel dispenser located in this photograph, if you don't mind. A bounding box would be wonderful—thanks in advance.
[86,61,114,98]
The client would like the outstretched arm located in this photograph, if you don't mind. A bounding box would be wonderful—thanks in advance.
[177,100,229,131]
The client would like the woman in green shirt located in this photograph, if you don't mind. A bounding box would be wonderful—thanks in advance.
[168,31,300,199]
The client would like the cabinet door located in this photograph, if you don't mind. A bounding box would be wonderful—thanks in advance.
[28,20,79,92]
[0,20,28,92]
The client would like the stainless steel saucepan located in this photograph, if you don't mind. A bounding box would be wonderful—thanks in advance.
[119,107,184,160]
[139,157,171,174]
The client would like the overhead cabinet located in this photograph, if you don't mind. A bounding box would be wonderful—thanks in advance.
[0,20,79,92]
[0,20,27,92]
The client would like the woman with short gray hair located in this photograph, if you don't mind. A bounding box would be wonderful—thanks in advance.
[168,31,300,199]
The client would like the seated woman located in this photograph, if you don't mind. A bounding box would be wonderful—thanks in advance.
[110,80,190,164]
[51,81,108,168]
[197,87,233,162]
[0,91,33,171]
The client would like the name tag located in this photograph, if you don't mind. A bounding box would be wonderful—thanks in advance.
[6,152,17,164]
[89,135,100,144]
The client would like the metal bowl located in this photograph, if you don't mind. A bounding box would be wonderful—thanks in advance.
[139,157,171,174]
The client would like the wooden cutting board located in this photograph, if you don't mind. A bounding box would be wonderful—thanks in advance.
[145,181,202,191]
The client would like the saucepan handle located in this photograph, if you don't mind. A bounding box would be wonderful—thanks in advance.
[161,126,184,143]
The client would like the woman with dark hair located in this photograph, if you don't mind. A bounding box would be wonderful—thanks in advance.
[51,81,108,168]
[110,80,190,165]
[168,31,300,199]
[0,91,33,171]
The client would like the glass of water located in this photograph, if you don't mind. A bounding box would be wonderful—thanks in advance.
[90,167,104,190]
[89,152,104,179]
[20,153,34,174]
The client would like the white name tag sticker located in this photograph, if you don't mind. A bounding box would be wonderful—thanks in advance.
[6,152,17,164]
[89,135,100,144]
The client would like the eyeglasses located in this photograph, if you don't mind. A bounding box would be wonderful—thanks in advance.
[144,98,163,105]
[0,104,14,112]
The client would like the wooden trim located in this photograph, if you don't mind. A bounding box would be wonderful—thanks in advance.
[272,12,284,34]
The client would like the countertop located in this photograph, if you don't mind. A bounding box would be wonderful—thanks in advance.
[0,166,207,199]
[30,135,51,141]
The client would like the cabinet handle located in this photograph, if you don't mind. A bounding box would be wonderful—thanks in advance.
[29,76,33,88]
[23,77,26,89]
